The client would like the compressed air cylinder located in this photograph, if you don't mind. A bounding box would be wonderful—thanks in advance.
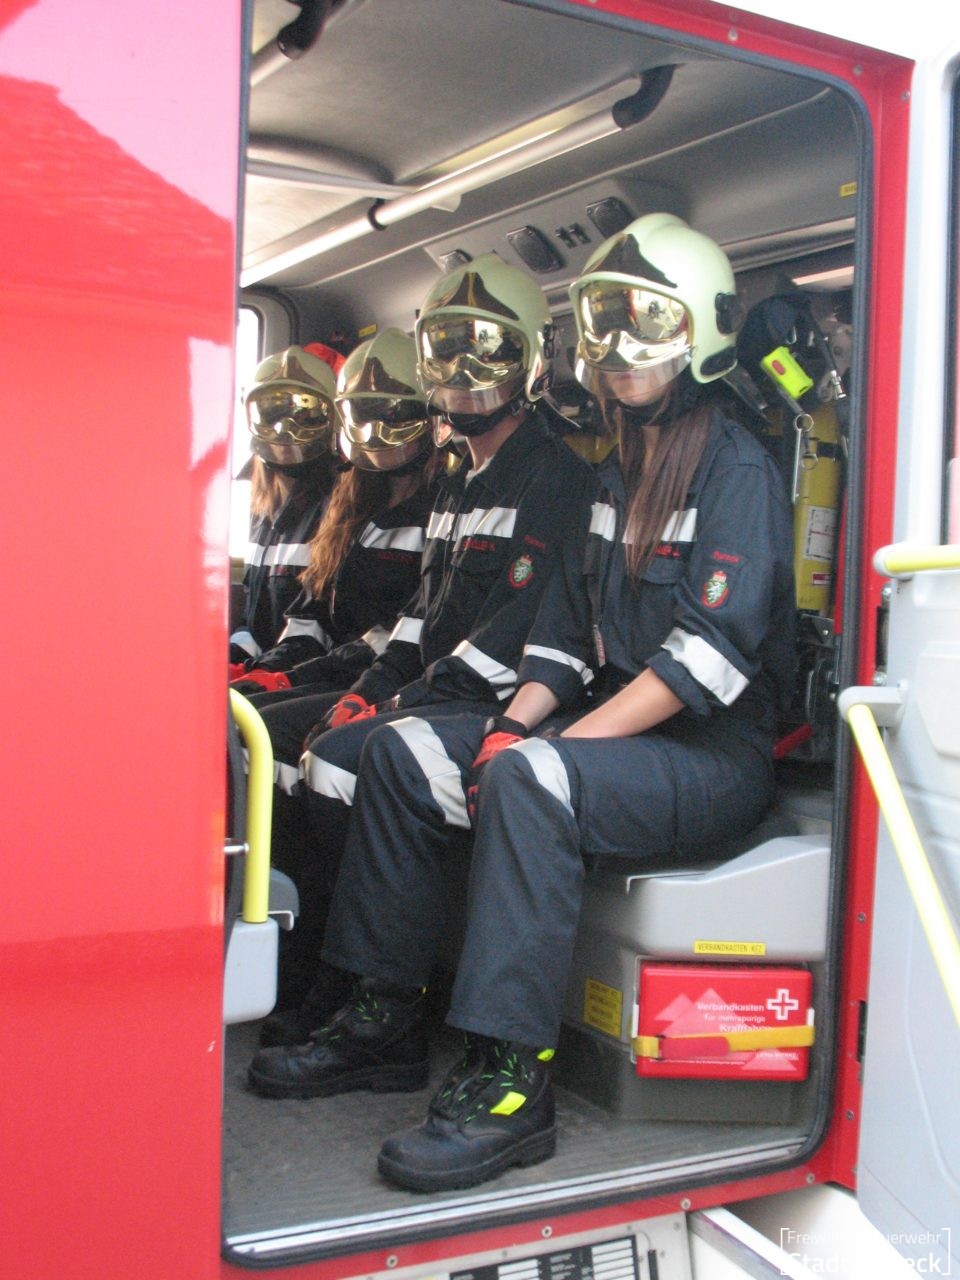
[793,404,842,614]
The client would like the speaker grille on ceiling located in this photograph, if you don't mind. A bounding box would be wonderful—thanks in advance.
[586,197,633,239]
[437,249,472,273]
[506,225,564,273]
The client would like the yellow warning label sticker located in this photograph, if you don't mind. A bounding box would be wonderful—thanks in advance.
[839,181,858,198]
[357,322,378,337]
[583,978,623,1038]
[694,939,767,957]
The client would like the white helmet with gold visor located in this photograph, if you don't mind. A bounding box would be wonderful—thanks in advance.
[414,252,553,435]
[569,213,743,406]
[336,328,431,471]
[245,345,338,466]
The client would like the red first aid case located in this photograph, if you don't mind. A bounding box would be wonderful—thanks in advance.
[635,961,813,1081]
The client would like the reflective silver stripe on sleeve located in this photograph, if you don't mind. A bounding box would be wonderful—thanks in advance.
[452,640,517,700]
[523,644,593,685]
[261,540,312,568]
[623,506,698,547]
[360,522,426,553]
[454,505,517,541]
[389,615,424,645]
[660,506,697,543]
[361,624,391,655]
[278,616,334,647]
[300,753,356,805]
[661,628,749,705]
[387,717,469,829]
[590,502,616,541]
[245,541,265,567]
[274,759,301,796]
[508,739,574,819]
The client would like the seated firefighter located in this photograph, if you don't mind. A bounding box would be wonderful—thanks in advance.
[247,215,796,1194]
[228,343,343,668]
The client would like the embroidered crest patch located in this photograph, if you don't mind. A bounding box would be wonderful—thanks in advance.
[702,569,729,608]
[509,553,535,589]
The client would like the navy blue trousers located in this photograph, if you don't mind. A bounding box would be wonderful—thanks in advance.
[322,712,774,1047]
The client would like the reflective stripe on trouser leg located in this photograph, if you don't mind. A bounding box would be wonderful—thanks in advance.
[447,739,584,1048]
[321,712,489,988]
[383,715,471,828]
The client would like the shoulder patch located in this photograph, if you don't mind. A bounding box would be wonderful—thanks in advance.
[702,568,730,609]
[509,553,535,589]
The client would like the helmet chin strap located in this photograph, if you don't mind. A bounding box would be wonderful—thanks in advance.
[443,395,525,438]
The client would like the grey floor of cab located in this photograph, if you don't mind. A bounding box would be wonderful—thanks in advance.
[222,1020,809,1249]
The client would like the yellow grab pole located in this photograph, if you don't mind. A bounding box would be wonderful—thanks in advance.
[228,688,274,924]
[845,702,960,1028]
[873,543,960,578]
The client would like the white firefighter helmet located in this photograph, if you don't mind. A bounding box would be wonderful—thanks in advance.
[245,345,338,466]
[335,328,431,471]
[568,213,742,405]
[414,252,553,428]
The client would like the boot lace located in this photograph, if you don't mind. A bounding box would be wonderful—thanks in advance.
[431,1039,537,1124]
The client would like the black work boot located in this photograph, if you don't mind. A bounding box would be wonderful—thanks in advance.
[247,980,429,1100]
[377,1036,556,1192]
[258,961,355,1048]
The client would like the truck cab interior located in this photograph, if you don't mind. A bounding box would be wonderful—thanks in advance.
[223,0,866,1264]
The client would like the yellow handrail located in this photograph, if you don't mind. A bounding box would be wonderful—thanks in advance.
[228,688,274,924]
[874,543,960,578]
[844,701,960,1028]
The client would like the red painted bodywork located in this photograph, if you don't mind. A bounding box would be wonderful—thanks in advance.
[0,0,907,1275]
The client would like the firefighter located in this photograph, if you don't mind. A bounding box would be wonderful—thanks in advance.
[251,255,594,1040]
[247,215,796,1192]
[228,343,343,667]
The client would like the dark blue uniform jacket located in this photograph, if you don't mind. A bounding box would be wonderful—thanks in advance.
[349,409,595,709]
[518,412,796,736]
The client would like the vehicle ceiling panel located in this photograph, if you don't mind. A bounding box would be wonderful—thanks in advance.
[245,0,858,334]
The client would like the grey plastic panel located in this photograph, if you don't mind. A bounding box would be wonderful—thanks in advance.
[618,836,831,959]
[223,919,279,1025]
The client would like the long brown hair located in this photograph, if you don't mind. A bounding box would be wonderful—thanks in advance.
[615,380,719,582]
[249,457,290,520]
[300,449,443,600]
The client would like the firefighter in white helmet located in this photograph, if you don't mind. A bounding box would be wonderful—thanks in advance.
[228,343,343,667]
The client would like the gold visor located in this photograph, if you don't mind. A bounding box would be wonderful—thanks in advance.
[418,316,526,390]
[338,397,429,447]
[246,386,333,442]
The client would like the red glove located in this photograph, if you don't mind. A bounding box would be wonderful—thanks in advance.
[324,693,378,728]
[230,669,292,693]
[466,716,528,824]
[227,662,247,681]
